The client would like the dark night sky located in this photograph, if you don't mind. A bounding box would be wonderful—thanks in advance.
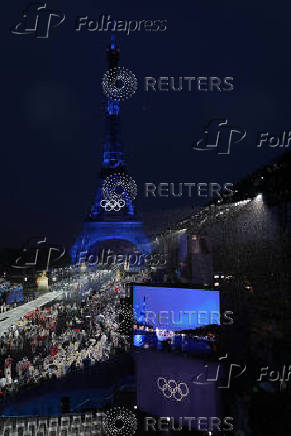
[1,1,290,249]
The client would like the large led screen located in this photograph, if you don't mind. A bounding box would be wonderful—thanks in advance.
[133,285,220,331]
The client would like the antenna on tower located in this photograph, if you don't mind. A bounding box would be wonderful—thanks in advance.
[107,34,119,69]
[110,34,115,50]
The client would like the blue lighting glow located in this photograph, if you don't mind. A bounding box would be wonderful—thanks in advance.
[133,286,220,331]
[106,99,119,116]
[71,221,150,264]
[110,34,115,50]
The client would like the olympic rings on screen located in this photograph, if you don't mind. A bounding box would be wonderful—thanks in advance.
[157,377,190,402]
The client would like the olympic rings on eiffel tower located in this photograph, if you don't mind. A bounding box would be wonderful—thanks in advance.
[100,198,125,211]
[100,173,137,212]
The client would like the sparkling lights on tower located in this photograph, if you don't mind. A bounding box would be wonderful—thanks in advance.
[71,36,149,264]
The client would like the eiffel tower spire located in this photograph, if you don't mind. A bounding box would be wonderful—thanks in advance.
[102,35,126,172]
[89,35,133,219]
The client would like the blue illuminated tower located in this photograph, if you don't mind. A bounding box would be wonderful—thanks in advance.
[71,37,149,264]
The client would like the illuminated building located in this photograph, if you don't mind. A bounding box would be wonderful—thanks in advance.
[71,37,149,264]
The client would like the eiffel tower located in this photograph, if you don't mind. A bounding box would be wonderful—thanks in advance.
[71,36,149,264]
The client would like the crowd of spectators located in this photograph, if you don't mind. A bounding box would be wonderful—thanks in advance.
[0,284,128,401]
